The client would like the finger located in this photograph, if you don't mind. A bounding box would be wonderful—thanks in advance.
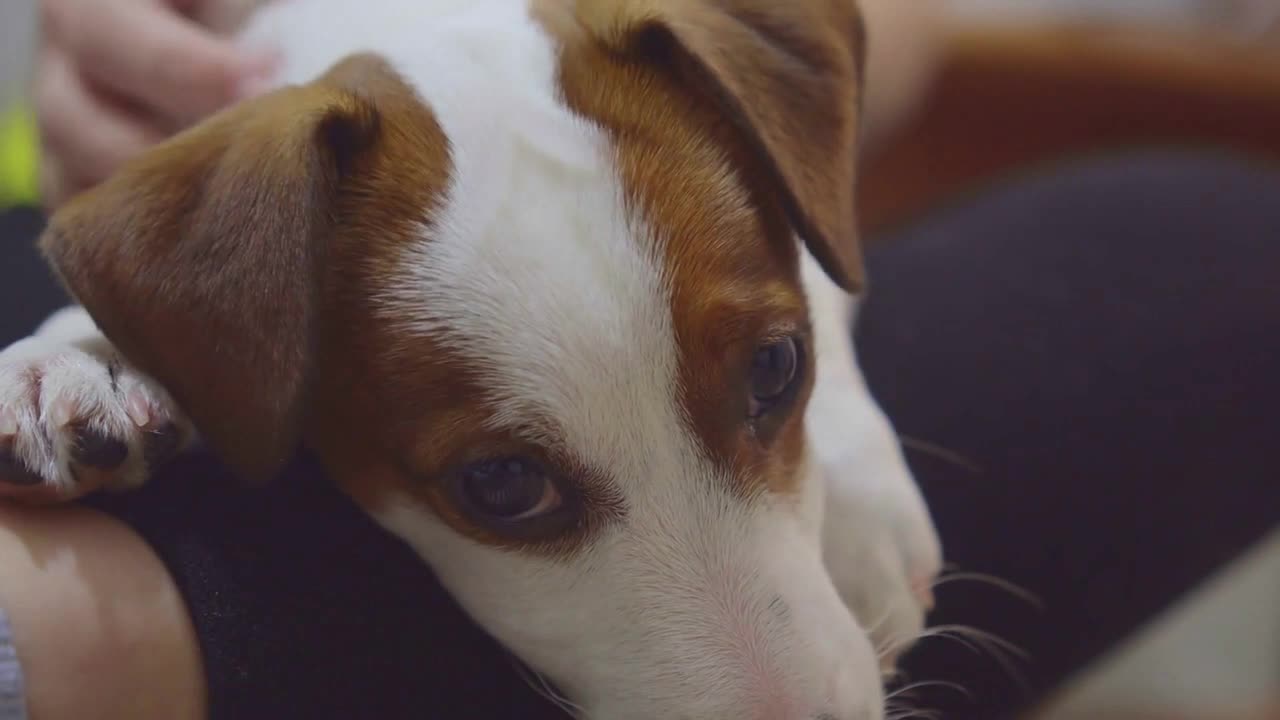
[36,135,113,211]
[183,0,263,35]
[47,0,272,125]
[34,48,166,198]
[37,153,81,211]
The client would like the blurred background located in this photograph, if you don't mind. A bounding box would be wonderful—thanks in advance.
[1,1,1278,719]
[861,6,1280,719]
[0,3,36,111]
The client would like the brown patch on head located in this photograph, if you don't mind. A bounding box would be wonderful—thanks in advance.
[39,53,452,481]
[314,300,625,557]
[534,0,867,496]
[570,0,869,291]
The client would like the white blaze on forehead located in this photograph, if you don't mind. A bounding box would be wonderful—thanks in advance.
[351,1,705,482]
[239,0,723,482]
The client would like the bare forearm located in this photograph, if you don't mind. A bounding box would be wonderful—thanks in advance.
[0,505,205,720]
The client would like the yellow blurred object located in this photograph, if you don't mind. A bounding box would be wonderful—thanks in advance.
[0,105,39,207]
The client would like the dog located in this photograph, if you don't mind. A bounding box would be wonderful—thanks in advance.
[0,0,941,717]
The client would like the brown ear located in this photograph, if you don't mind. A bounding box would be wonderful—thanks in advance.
[39,54,396,481]
[577,0,868,291]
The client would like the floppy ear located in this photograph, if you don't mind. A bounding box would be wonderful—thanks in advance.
[577,0,868,291]
[39,54,395,481]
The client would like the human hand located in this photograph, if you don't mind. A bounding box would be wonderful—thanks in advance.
[34,0,276,208]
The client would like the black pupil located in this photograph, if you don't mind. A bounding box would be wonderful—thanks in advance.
[751,338,798,403]
[462,458,547,519]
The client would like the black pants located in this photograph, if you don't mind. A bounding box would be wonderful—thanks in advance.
[2,151,1277,719]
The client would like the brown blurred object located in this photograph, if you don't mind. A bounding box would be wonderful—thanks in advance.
[857,21,1280,235]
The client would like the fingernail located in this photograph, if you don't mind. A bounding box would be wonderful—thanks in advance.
[0,452,43,486]
[71,425,128,471]
[144,423,183,468]
[126,392,153,428]
[246,48,281,75]
[236,49,281,99]
[237,77,274,100]
[49,398,76,428]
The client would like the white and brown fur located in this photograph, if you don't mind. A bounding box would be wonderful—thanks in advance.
[0,1,941,717]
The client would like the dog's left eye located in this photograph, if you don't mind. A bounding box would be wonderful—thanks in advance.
[747,336,802,418]
[458,457,563,521]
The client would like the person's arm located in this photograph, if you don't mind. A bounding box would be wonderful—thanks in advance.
[0,505,205,720]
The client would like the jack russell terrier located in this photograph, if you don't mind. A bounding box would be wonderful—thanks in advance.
[0,0,941,717]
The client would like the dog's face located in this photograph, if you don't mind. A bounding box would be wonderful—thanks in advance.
[41,1,893,717]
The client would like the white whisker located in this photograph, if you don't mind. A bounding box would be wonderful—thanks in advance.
[924,625,1029,660]
[931,570,1045,610]
[886,707,942,720]
[885,680,973,703]
[916,624,1033,696]
[899,435,984,474]
[512,656,585,719]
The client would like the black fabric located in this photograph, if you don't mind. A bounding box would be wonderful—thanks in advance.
[860,151,1280,718]
[0,207,65,343]
[0,149,1276,719]
[87,452,556,720]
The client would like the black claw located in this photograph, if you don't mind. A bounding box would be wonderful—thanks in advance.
[71,426,129,471]
[143,423,182,468]
[0,449,44,486]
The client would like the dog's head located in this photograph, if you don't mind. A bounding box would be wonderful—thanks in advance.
[40,1,908,717]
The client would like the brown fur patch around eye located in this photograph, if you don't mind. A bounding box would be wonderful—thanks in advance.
[536,8,815,498]
[301,59,621,558]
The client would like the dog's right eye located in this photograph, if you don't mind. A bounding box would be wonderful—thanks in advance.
[457,457,563,522]
[747,336,803,419]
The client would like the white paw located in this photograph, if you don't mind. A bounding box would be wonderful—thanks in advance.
[0,332,190,499]
[810,377,942,674]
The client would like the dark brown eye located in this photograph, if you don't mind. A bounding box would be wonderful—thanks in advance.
[747,336,801,418]
[458,457,562,521]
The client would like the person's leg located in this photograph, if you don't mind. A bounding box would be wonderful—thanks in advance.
[857,151,1280,718]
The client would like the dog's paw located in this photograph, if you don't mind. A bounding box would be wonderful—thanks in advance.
[809,378,942,675]
[823,502,938,676]
[0,334,190,501]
